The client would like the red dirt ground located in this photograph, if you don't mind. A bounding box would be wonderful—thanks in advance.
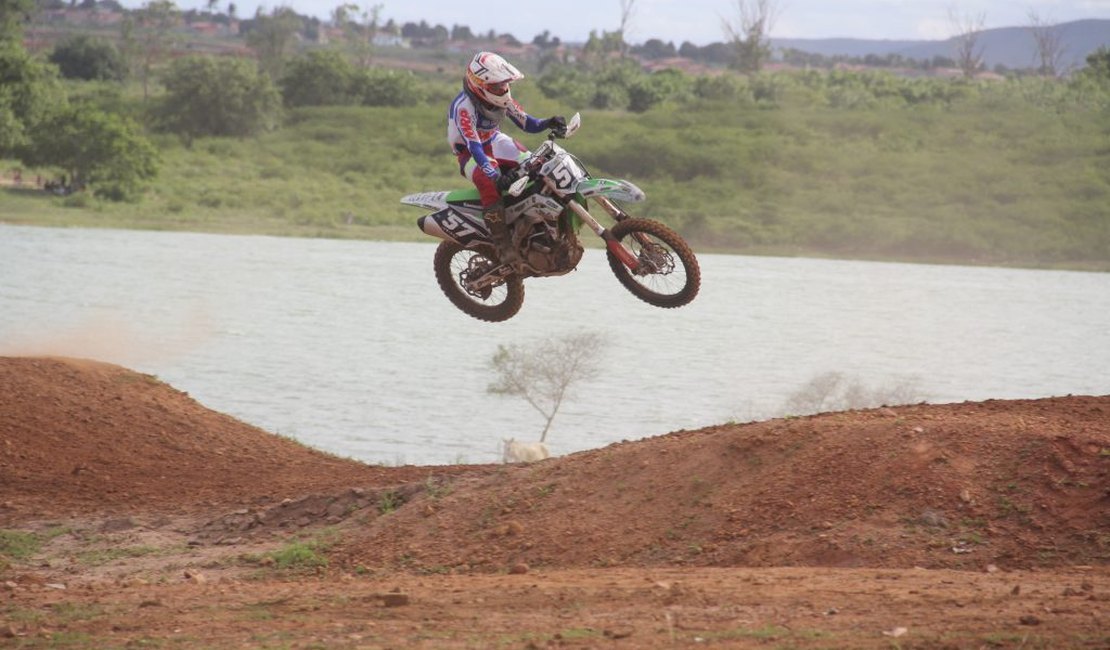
[1,356,1107,648]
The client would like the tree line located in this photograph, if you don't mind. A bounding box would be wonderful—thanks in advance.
[4,0,1110,204]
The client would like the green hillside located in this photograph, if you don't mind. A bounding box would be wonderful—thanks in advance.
[3,8,1109,271]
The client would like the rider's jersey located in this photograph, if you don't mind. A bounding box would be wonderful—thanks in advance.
[447,88,547,180]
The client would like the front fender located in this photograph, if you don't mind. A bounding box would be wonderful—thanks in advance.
[575,178,645,202]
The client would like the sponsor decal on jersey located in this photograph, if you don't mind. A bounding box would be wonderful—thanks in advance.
[458,108,478,140]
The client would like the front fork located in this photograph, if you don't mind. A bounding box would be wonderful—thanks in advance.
[594,196,631,222]
[565,200,640,271]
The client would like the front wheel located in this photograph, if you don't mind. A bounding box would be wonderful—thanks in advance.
[606,218,700,309]
[433,241,525,322]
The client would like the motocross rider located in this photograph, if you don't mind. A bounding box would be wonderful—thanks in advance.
[448,51,566,267]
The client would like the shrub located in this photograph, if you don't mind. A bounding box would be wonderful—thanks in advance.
[280,49,356,107]
[19,104,158,200]
[156,55,282,143]
[692,74,747,102]
[48,34,126,81]
[0,43,64,154]
[352,67,423,107]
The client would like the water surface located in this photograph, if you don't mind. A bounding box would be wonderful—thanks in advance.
[2,224,1107,464]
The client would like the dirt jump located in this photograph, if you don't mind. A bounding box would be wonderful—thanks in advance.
[1,356,1107,648]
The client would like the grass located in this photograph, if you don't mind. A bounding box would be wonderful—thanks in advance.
[377,489,401,514]
[4,71,1109,269]
[266,541,328,571]
[257,528,342,572]
[423,477,451,500]
[0,530,41,561]
[0,527,71,571]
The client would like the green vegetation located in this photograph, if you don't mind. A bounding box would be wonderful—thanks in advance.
[20,103,157,200]
[3,9,1110,269]
[49,34,126,81]
[377,489,403,514]
[0,529,40,561]
[279,49,426,109]
[156,55,281,142]
[257,528,342,572]
[0,527,70,573]
[266,540,329,571]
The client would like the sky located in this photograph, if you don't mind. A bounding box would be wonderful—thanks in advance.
[160,0,1110,44]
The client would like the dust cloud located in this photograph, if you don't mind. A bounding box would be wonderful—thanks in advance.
[0,305,215,368]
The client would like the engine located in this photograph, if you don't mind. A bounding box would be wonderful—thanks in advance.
[512,214,583,276]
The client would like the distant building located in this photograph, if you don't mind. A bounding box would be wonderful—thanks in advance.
[44,7,123,26]
[372,33,408,48]
[189,21,239,37]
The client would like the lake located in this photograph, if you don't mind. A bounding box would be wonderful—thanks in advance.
[2,224,1107,465]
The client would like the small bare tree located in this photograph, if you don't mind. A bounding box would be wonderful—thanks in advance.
[127,0,180,100]
[617,0,636,57]
[782,371,926,416]
[721,0,780,74]
[333,2,383,67]
[948,7,985,78]
[488,332,605,442]
[247,6,302,79]
[1027,10,1066,77]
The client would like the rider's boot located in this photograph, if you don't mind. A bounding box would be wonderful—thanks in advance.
[483,201,521,267]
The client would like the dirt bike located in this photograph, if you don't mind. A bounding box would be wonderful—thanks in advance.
[401,113,700,322]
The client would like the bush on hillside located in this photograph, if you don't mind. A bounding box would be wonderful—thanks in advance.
[48,34,126,81]
[281,50,357,107]
[156,56,281,143]
[19,104,158,200]
[352,68,424,107]
[0,43,64,154]
[280,51,424,108]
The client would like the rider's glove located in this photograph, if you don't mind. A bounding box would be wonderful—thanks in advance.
[546,115,567,136]
[495,172,515,194]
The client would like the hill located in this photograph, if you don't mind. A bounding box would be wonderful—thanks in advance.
[775,18,1110,70]
[2,356,1106,570]
[337,396,1110,573]
[1,356,1107,648]
[0,356,476,520]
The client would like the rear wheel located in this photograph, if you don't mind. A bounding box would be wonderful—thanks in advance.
[433,241,524,322]
[606,218,700,308]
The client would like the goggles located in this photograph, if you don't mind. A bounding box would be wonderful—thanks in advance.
[485,81,511,96]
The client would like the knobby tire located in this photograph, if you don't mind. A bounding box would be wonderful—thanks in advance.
[605,218,700,309]
[433,240,525,322]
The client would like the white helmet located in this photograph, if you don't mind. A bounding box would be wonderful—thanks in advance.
[464,51,524,109]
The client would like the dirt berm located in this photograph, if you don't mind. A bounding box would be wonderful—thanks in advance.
[1,356,1107,648]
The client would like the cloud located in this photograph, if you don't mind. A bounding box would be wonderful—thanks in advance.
[915,17,951,40]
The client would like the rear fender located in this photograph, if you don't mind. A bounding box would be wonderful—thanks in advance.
[401,188,482,211]
[417,207,490,247]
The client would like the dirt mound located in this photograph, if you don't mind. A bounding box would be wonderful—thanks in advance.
[336,397,1110,572]
[2,356,1107,573]
[0,357,477,523]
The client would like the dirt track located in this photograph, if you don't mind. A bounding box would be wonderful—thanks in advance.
[1,356,1107,648]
